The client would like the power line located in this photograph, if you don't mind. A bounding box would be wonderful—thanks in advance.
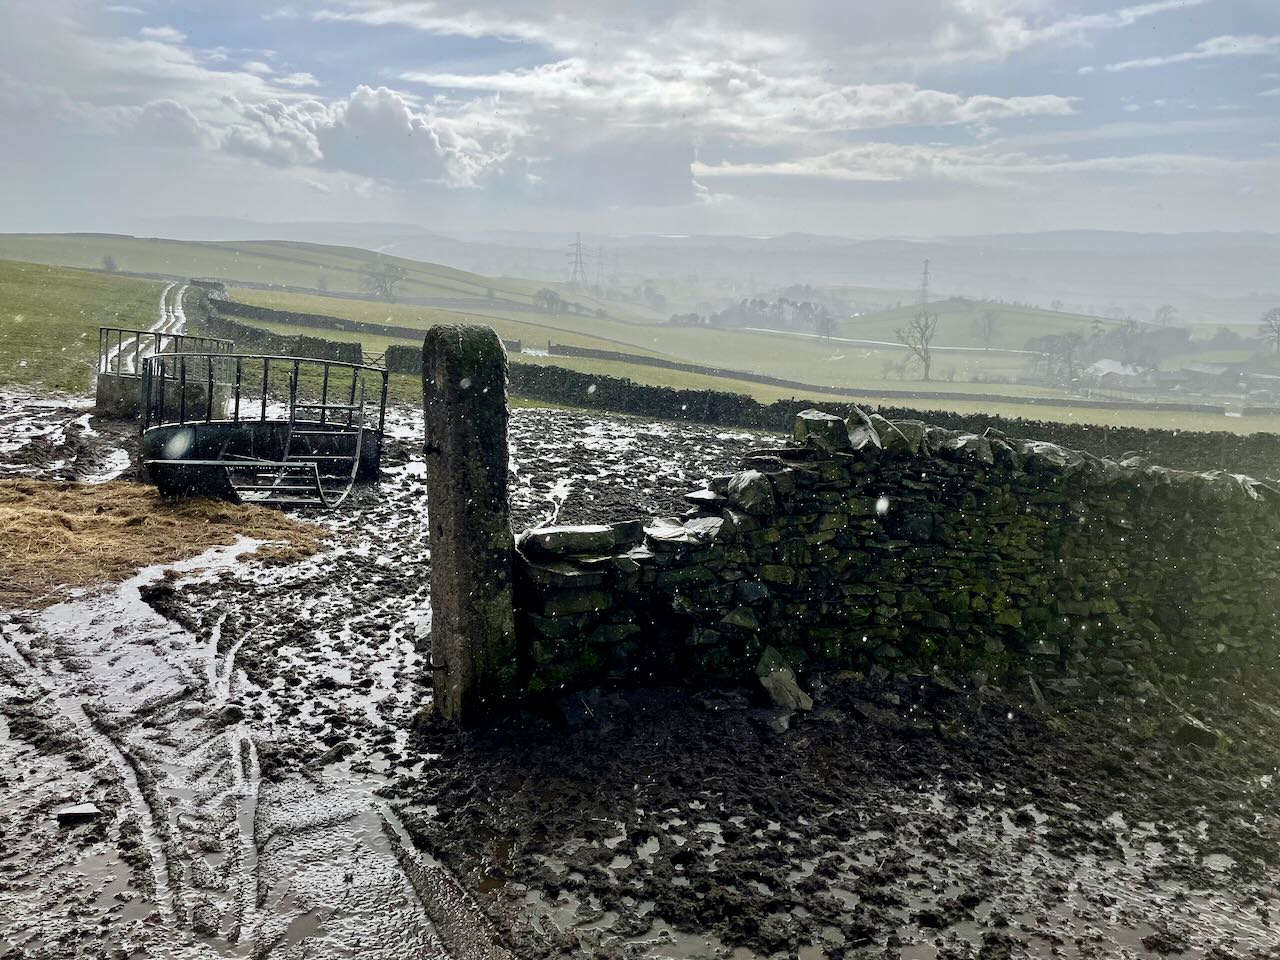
[567,232,588,287]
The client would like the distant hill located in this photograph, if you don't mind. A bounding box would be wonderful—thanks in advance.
[0,233,618,317]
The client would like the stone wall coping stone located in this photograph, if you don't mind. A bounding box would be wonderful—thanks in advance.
[519,524,617,557]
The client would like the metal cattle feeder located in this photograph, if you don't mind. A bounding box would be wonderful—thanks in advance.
[139,353,389,509]
[95,327,233,418]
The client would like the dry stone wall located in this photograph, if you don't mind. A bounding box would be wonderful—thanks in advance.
[505,363,1280,480]
[513,408,1280,696]
[186,285,364,364]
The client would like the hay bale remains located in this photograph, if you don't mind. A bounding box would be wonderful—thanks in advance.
[0,479,322,608]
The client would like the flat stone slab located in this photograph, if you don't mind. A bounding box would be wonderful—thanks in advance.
[520,524,617,556]
[56,803,102,827]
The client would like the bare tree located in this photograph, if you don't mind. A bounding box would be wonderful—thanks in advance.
[101,254,117,273]
[810,306,837,341]
[973,309,996,350]
[1028,332,1086,383]
[359,261,408,302]
[897,309,939,381]
[1153,303,1178,327]
[1261,307,1280,355]
[534,288,564,314]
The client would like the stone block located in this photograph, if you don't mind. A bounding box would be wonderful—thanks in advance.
[519,524,617,556]
[793,409,853,452]
[727,469,777,514]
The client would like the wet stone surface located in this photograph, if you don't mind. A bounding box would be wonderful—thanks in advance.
[2,399,1280,958]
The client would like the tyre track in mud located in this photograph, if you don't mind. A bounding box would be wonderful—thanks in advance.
[1,399,776,957]
[102,281,188,375]
[1,539,475,958]
[0,628,177,922]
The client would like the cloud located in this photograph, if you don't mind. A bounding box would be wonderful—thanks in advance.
[105,5,144,13]
[692,142,1258,186]
[276,72,320,88]
[222,98,325,165]
[1260,87,1280,97]
[1103,35,1280,72]
[405,57,1076,142]
[314,0,1208,67]
[131,98,208,145]
[527,134,701,207]
[313,3,558,47]
[139,25,187,43]
[242,61,273,75]
[221,85,512,184]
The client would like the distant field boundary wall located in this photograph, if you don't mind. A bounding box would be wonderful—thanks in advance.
[94,267,548,314]
[505,363,1280,480]
[186,285,363,365]
[543,342,1232,416]
[191,287,1279,478]
[196,288,1259,420]
[207,293,524,353]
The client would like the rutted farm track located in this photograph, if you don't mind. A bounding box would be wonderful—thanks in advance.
[4,398,1280,959]
[0,399,766,959]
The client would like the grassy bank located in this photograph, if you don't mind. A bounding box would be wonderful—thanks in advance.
[0,259,162,392]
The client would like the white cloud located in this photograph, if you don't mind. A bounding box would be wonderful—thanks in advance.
[105,5,144,13]
[139,25,187,43]
[314,0,1208,67]
[222,98,324,165]
[0,0,1271,234]
[221,85,512,184]
[130,98,209,146]
[404,57,1076,142]
[1103,35,1280,72]
[692,142,1261,186]
[277,72,320,88]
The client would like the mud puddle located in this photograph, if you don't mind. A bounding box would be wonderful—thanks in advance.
[0,535,482,958]
[0,391,137,483]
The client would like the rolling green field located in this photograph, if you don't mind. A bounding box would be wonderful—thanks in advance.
[235,286,1078,399]
[0,233,622,317]
[230,288,670,357]
[0,259,162,391]
[2,244,1277,437]
[841,297,1122,350]
[230,310,1280,435]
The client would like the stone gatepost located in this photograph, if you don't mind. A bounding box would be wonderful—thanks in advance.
[421,325,519,724]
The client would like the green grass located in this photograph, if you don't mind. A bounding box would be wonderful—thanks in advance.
[233,286,1078,397]
[224,309,1280,435]
[513,352,1280,434]
[229,288,669,357]
[840,297,1122,351]
[0,259,163,392]
[0,233,633,319]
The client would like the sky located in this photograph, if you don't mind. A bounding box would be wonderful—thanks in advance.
[0,0,1278,237]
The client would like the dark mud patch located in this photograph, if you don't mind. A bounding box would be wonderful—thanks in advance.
[0,392,139,484]
[390,671,1280,958]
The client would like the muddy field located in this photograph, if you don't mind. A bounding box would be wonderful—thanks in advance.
[2,391,1279,960]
